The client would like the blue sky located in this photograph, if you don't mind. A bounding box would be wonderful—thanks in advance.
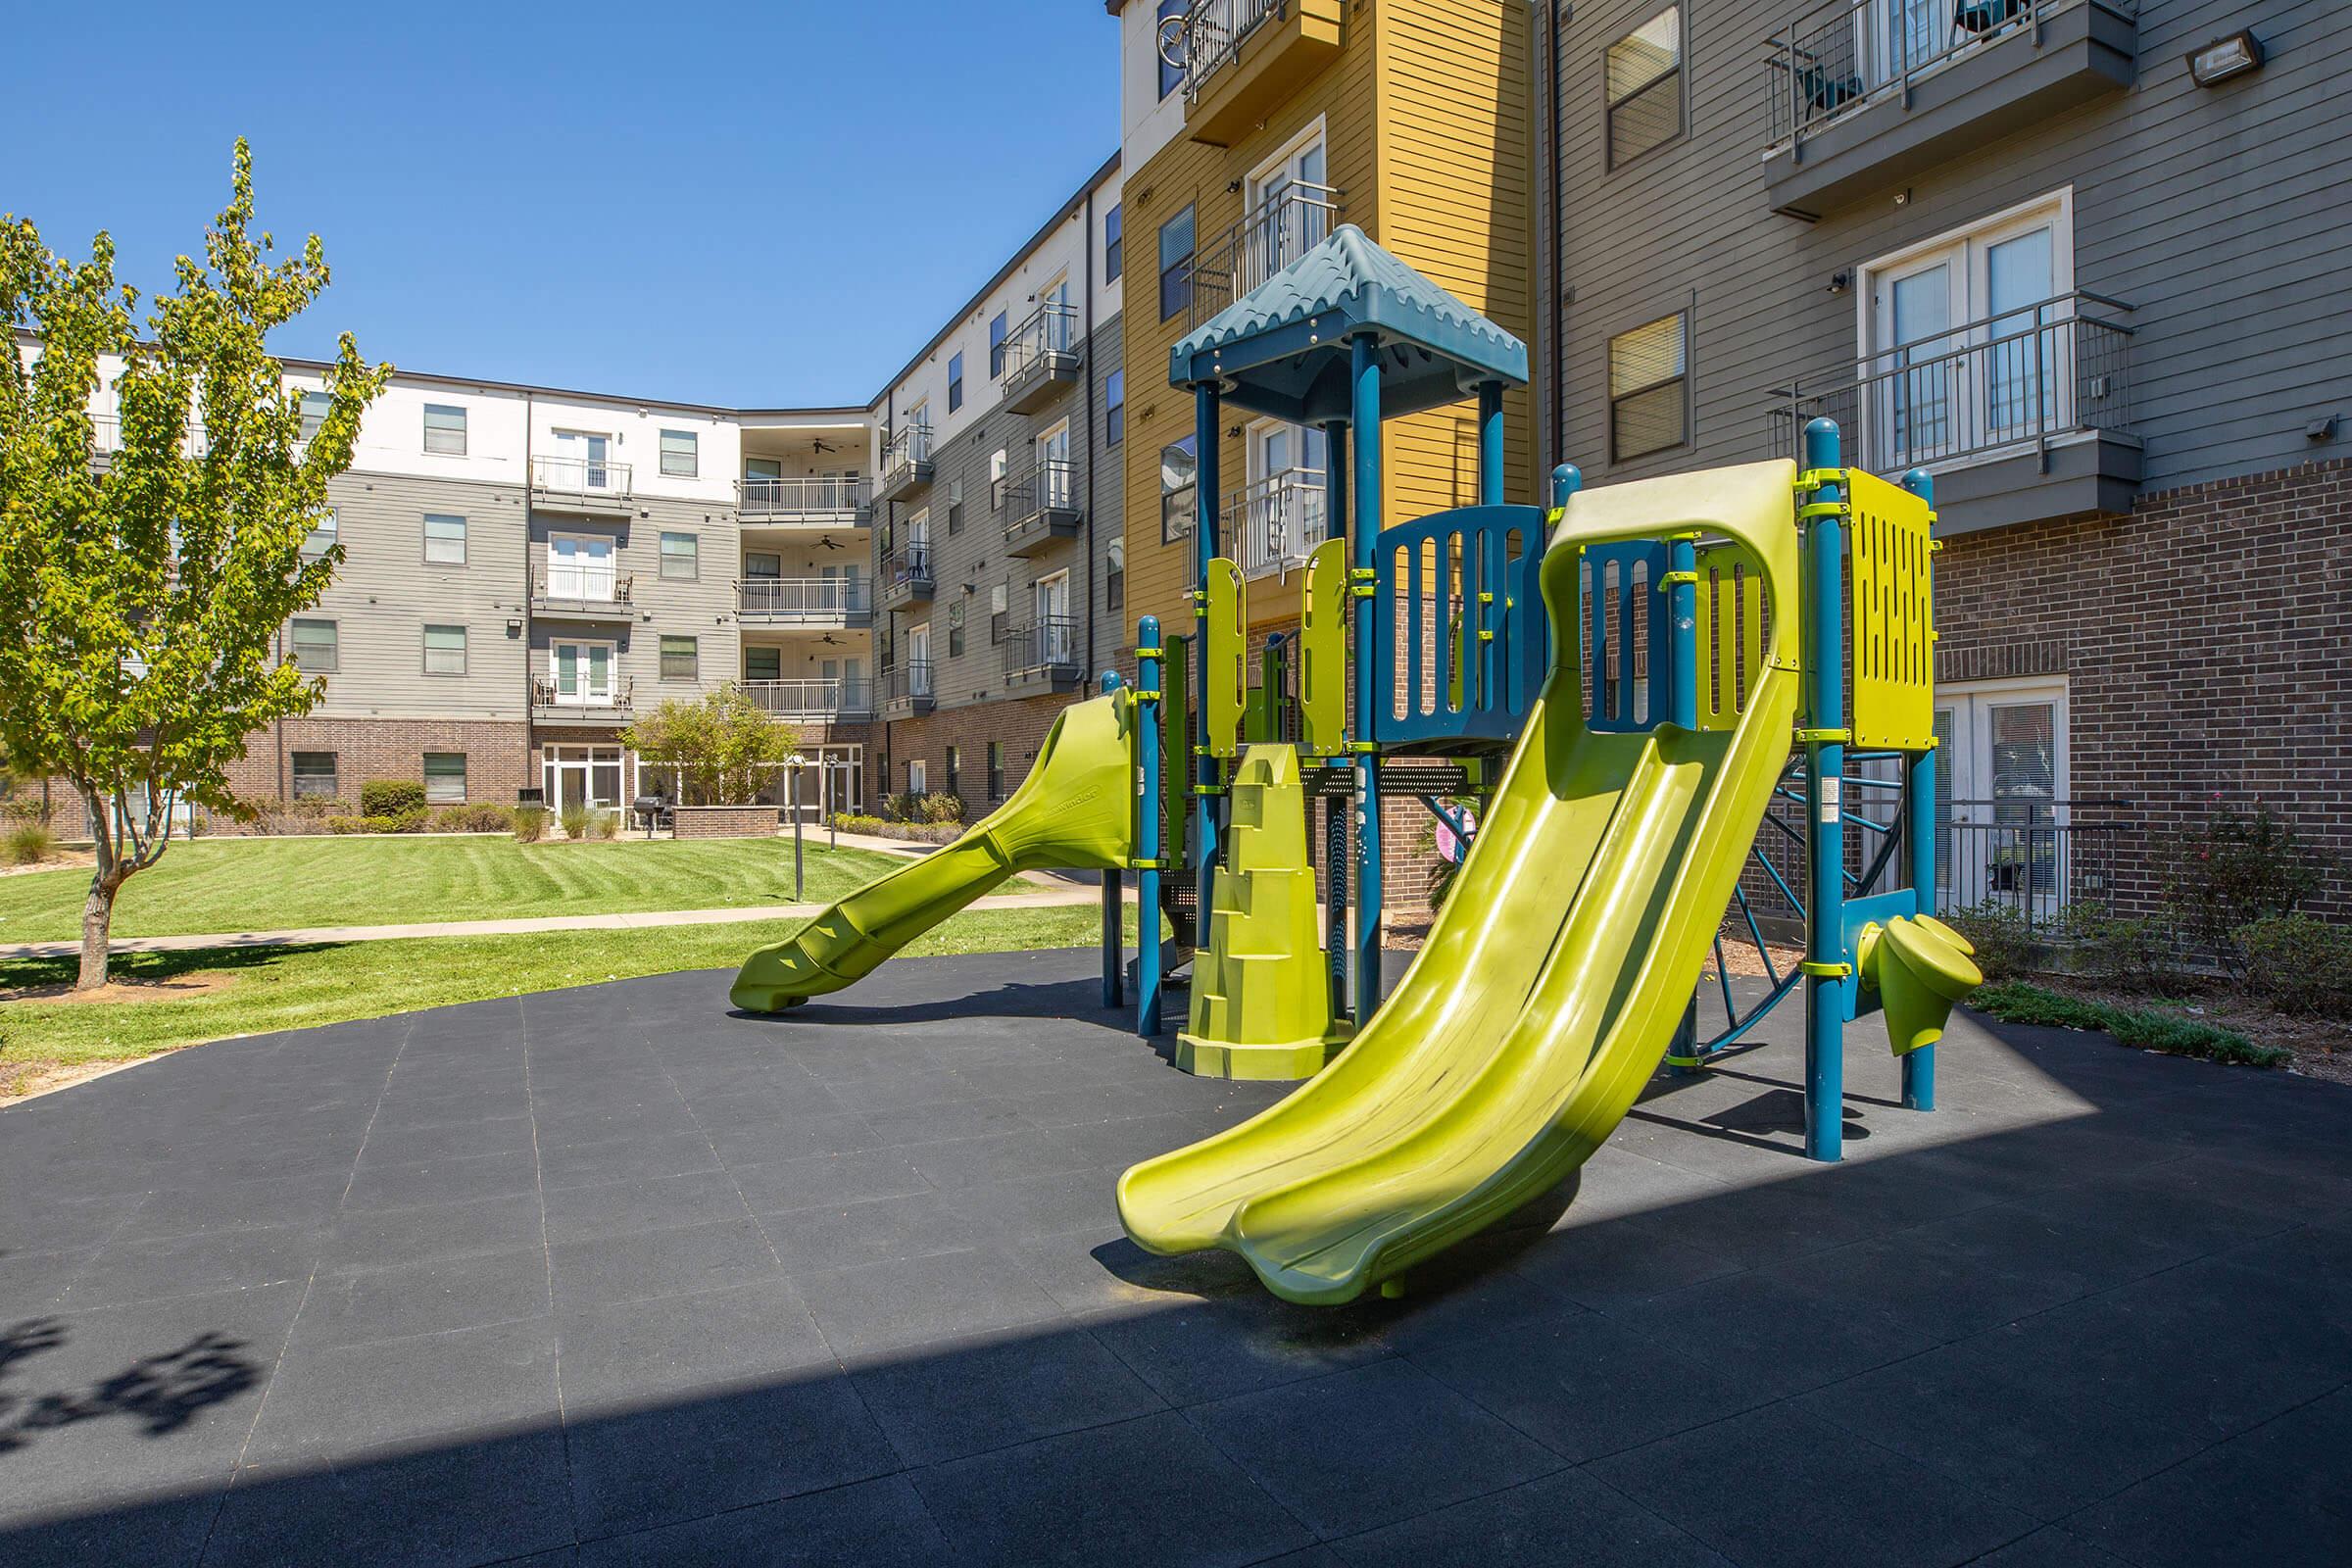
[4,4,1121,408]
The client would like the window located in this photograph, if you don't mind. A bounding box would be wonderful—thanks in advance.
[946,746,961,800]
[660,531,699,580]
[1156,0,1185,98]
[745,645,781,682]
[1104,204,1124,282]
[422,403,466,456]
[661,634,699,680]
[291,751,338,800]
[1608,312,1690,462]
[988,312,1009,379]
[1106,535,1125,612]
[948,599,966,658]
[298,390,332,441]
[290,617,338,672]
[659,428,698,478]
[987,741,1004,801]
[948,478,964,534]
[423,513,466,564]
[301,509,338,561]
[1606,8,1685,169]
[423,753,466,805]
[1158,206,1196,321]
[1160,435,1198,542]
[990,583,1009,644]
[990,448,1009,509]
[423,623,466,675]
[948,352,964,413]
[907,758,928,795]
[1934,677,2070,915]
[1105,369,1126,446]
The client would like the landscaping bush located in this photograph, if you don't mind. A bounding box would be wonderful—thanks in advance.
[513,806,547,843]
[327,809,428,835]
[1969,980,2290,1068]
[2234,913,2352,1017]
[559,804,594,841]
[360,779,428,817]
[916,792,965,824]
[2165,801,2329,976]
[2056,901,2178,992]
[827,812,960,845]
[7,820,58,864]
[430,804,514,833]
[1941,901,2046,981]
[594,808,621,841]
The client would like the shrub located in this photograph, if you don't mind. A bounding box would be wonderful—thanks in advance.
[360,779,428,817]
[2166,802,2328,975]
[827,811,960,845]
[6,821,58,864]
[595,808,621,841]
[329,809,427,835]
[559,804,593,841]
[513,806,547,843]
[917,792,965,824]
[2056,901,2178,992]
[431,804,514,833]
[1942,901,2046,981]
[1970,980,2291,1068]
[2235,913,2352,1017]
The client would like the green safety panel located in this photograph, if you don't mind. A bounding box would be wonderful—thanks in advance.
[1203,558,1248,760]
[1162,632,1190,874]
[1692,538,1769,734]
[1298,538,1348,755]
[1845,467,1936,752]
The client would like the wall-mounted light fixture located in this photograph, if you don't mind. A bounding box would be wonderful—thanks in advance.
[1826,270,1851,295]
[2187,30,2264,85]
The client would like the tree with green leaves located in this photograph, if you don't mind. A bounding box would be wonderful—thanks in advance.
[0,141,390,989]
[623,689,800,807]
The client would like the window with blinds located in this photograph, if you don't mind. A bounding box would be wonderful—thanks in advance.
[1606,8,1684,169]
[1608,312,1689,462]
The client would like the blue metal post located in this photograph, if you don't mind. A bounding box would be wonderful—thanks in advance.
[1900,466,1937,1113]
[1193,383,1222,938]
[1547,464,1580,685]
[1667,476,1703,1075]
[1323,419,1350,1022]
[1350,333,1384,1017]
[1801,418,1847,1162]
[1136,617,1164,1037]
[1477,380,1504,506]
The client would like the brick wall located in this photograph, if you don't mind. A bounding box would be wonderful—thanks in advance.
[673,805,782,839]
[223,717,534,811]
[880,691,1081,822]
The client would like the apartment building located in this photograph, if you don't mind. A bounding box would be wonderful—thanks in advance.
[1538,0,2352,911]
[868,154,1129,813]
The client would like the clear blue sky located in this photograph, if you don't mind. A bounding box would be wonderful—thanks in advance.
[4,3,1121,409]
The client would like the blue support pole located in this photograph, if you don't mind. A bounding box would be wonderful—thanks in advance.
[1193,383,1222,943]
[1350,334,1384,1018]
[1900,466,1937,1113]
[1801,419,1847,1162]
[1477,380,1504,507]
[1136,617,1164,1037]
[1323,419,1350,1022]
[1667,475,1703,1075]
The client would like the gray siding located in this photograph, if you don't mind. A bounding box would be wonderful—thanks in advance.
[1546,0,2352,492]
[525,495,740,706]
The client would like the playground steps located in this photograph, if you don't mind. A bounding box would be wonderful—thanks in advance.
[1179,744,1340,1081]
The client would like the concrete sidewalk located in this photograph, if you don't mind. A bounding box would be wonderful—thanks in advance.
[0,877,1129,960]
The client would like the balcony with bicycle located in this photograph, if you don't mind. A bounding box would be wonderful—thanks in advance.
[1187,181,1342,330]
[1769,291,2137,532]
[1171,0,1346,147]
[530,566,635,622]
[1001,615,1081,694]
[529,454,636,516]
[1001,300,1083,415]
[1226,467,1329,580]
[881,661,935,717]
[876,544,935,612]
[737,474,871,527]
[1001,461,1083,559]
[876,421,934,505]
[734,677,874,725]
[735,576,872,629]
[1763,0,2136,218]
[531,674,634,726]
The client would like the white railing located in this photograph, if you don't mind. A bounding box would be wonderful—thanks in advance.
[531,454,634,499]
[736,576,870,621]
[534,567,631,605]
[880,421,933,489]
[1187,181,1342,327]
[1003,301,1080,382]
[738,475,871,518]
[735,678,873,720]
[1226,467,1329,577]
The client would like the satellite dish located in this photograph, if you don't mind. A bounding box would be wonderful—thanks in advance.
[1155,13,1188,71]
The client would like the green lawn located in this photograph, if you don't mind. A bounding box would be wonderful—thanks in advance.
[0,835,903,942]
[0,904,1142,1074]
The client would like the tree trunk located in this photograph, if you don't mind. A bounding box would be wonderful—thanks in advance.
[77,871,122,991]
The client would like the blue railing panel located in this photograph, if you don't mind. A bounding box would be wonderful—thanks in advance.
[1373,504,1547,747]
[1581,540,1669,733]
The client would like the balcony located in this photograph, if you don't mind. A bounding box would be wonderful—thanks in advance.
[1174,0,1346,148]
[876,545,935,612]
[1001,301,1082,414]
[530,455,635,516]
[1764,0,2136,219]
[1187,181,1342,330]
[531,569,635,622]
[1769,292,2139,534]
[736,576,872,628]
[881,661,935,717]
[1001,462,1083,558]
[876,422,934,504]
[1001,615,1081,694]
[735,677,874,725]
[738,474,871,527]
[1225,467,1329,579]
[531,675,634,726]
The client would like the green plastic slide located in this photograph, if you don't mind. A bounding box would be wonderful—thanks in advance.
[729,690,1139,1011]
[1118,462,1805,1304]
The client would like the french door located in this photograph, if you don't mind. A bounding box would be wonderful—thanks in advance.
[1036,421,1073,508]
[1932,679,2068,916]
[1244,126,1329,293]
[550,429,613,489]
[550,640,616,705]
[547,534,616,600]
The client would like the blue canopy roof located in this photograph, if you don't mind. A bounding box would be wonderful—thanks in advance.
[1168,224,1529,424]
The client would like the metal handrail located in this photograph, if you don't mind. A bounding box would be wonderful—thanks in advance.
[884,661,935,701]
[533,569,634,605]
[531,674,634,711]
[1188,181,1343,328]
[1002,301,1081,382]
[1770,292,2133,474]
[884,545,934,585]
[738,475,871,516]
[1181,0,1282,101]
[1004,460,1078,525]
[1939,796,2132,931]
[736,576,870,620]
[530,454,634,497]
[1224,467,1329,576]
[734,677,873,719]
[881,421,933,479]
[1003,614,1078,675]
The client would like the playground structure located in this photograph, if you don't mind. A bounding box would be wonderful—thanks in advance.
[732,223,1980,1304]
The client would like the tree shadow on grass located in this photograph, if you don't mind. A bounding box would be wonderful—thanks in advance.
[0,942,350,1000]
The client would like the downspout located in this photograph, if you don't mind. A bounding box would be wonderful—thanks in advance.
[522,394,536,798]
[1081,185,1101,675]
[1540,0,1565,473]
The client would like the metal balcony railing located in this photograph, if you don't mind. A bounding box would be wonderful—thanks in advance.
[1002,301,1080,380]
[883,544,934,589]
[1003,615,1078,677]
[530,674,634,715]
[530,454,634,501]
[533,568,634,606]
[1940,797,2132,931]
[880,421,933,487]
[736,576,870,621]
[734,677,873,721]
[1226,467,1329,577]
[1004,461,1078,523]
[1187,180,1343,328]
[1766,0,2108,149]
[883,661,935,704]
[738,474,870,519]
[1770,293,2133,474]
[1179,0,1282,102]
